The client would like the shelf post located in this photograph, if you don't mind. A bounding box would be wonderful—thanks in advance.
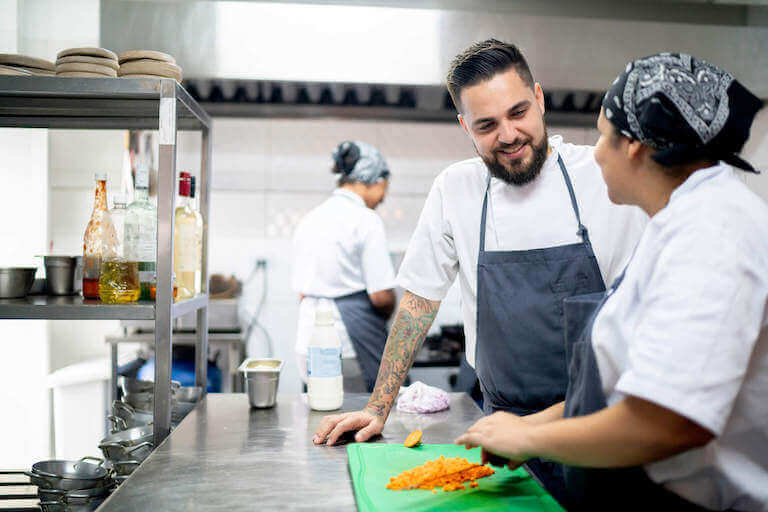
[153,79,178,446]
[196,125,211,395]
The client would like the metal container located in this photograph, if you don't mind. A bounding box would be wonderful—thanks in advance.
[99,425,154,463]
[0,267,36,298]
[122,377,181,395]
[25,458,109,491]
[239,358,283,408]
[175,385,203,403]
[43,256,82,295]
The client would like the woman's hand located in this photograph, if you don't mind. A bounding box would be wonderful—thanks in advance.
[454,411,534,468]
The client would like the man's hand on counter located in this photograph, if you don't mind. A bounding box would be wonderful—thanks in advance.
[313,291,440,447]
[313,410,385,445]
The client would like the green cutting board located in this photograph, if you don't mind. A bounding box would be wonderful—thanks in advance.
[347,443,565,512]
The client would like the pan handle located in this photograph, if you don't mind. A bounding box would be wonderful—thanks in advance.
[125,441,152,454]
[108,415,128,432]
[77,456,105,467]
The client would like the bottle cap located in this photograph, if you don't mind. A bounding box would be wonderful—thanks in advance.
[315,307,335,326]
[178,172,191,197]
[94,172,107,181]
[112,194,126,206]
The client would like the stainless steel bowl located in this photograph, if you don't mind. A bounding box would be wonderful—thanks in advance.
[122,377,180,395]
[0,267,36,298]
[239,359,284,408]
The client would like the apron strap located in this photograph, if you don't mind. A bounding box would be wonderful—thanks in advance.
[479,153,591,255]
[556,154,591,248]
[479,171,492,253]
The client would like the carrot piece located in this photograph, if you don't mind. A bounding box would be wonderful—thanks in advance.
[404,429,423,448]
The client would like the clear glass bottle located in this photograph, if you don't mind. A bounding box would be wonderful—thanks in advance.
[99,195,140,304]
[125,163,157,301]
[189,176,204,296]
[83,173,108,299]
[174,172,197,301]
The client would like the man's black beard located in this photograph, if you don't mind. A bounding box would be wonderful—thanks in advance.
[481,132,549,186]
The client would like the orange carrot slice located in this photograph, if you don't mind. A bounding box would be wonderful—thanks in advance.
[404,430,422,448]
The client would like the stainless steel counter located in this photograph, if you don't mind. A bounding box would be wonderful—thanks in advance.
[97,392,483,511]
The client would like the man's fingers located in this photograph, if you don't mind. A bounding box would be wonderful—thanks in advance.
[313,414,341,444]
[354,422,380,443]
[326,417,361,446]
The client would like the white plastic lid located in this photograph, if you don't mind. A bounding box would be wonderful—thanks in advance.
[314,307,335,325]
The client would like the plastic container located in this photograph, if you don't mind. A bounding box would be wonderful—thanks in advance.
[238,358,284,408]
[306,305,343,411]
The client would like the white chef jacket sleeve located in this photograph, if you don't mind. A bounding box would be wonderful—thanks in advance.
[396,174,458,301]
[360,215,396,294]
[614,222,764,436]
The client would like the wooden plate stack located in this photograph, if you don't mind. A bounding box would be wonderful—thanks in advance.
[118,51,182,82]
[56,48,119,78]
[0,54,55,76]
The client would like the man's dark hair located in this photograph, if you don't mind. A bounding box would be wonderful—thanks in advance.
[446,39,535,111]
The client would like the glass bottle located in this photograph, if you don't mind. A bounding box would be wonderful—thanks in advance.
[125,163,157,301]
[174,172,197,301]
[99,195,140,304]
[189,176,204,296]
[83,173,108,299]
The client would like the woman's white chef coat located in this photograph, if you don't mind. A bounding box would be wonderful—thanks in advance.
[396,135,647,367]
[592,163,768,511]
[292,188,396,360]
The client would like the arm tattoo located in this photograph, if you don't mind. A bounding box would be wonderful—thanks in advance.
[365,291,439,418]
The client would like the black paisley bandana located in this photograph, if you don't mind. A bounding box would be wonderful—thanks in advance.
[603,53,764,172]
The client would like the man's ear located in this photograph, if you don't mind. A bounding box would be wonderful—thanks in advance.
[458,113,470,136]
[534,83,545,115]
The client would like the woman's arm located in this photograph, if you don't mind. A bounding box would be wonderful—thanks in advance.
[456,396,713,468]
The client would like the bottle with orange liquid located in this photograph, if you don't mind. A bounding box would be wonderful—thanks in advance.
[82,173,108,299]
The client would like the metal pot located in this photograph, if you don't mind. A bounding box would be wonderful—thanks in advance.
[109,460,141,476]
[111,400,152,428]
[175,385,203,403]
[0,267,36,298]
[25,458,109,491]
[122,377,180,395]
[125,391,178,412]
[99,440,152,462]
[99,425,154,462]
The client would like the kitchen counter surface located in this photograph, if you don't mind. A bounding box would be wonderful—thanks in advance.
[97,392,484,511]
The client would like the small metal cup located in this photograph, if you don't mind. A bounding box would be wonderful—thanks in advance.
[43,256,81,295]
[238,359,284,408]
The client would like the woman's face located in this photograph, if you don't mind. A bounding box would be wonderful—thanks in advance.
[594,109,634,205]
[364,179,389,209]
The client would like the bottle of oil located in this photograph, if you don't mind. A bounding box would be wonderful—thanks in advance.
[99,196,140,304]
[174,172,198,301]
[189,176,204,296]
[83,173,108,299]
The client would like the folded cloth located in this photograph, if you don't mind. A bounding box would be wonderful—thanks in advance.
[396,381,450,413]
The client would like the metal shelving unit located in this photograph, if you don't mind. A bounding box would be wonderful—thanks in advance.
[0,75,212,447]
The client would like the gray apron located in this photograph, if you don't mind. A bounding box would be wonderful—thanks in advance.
[475,154,606,414]
[475,155,606,505]
[334,291,388,392]
[562,273,711,511]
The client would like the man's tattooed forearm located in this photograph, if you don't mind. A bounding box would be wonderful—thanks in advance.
[366,292,439,417]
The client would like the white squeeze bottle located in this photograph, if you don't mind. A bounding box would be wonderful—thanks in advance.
[307,304,344,411]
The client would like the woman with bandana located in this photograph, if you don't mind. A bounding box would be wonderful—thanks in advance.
[455,53,766,510]
[292,141,396,393]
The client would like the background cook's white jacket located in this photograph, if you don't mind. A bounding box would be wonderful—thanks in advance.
[292,188,396,365]
[396,135,647,367]
[592,164,768,511]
